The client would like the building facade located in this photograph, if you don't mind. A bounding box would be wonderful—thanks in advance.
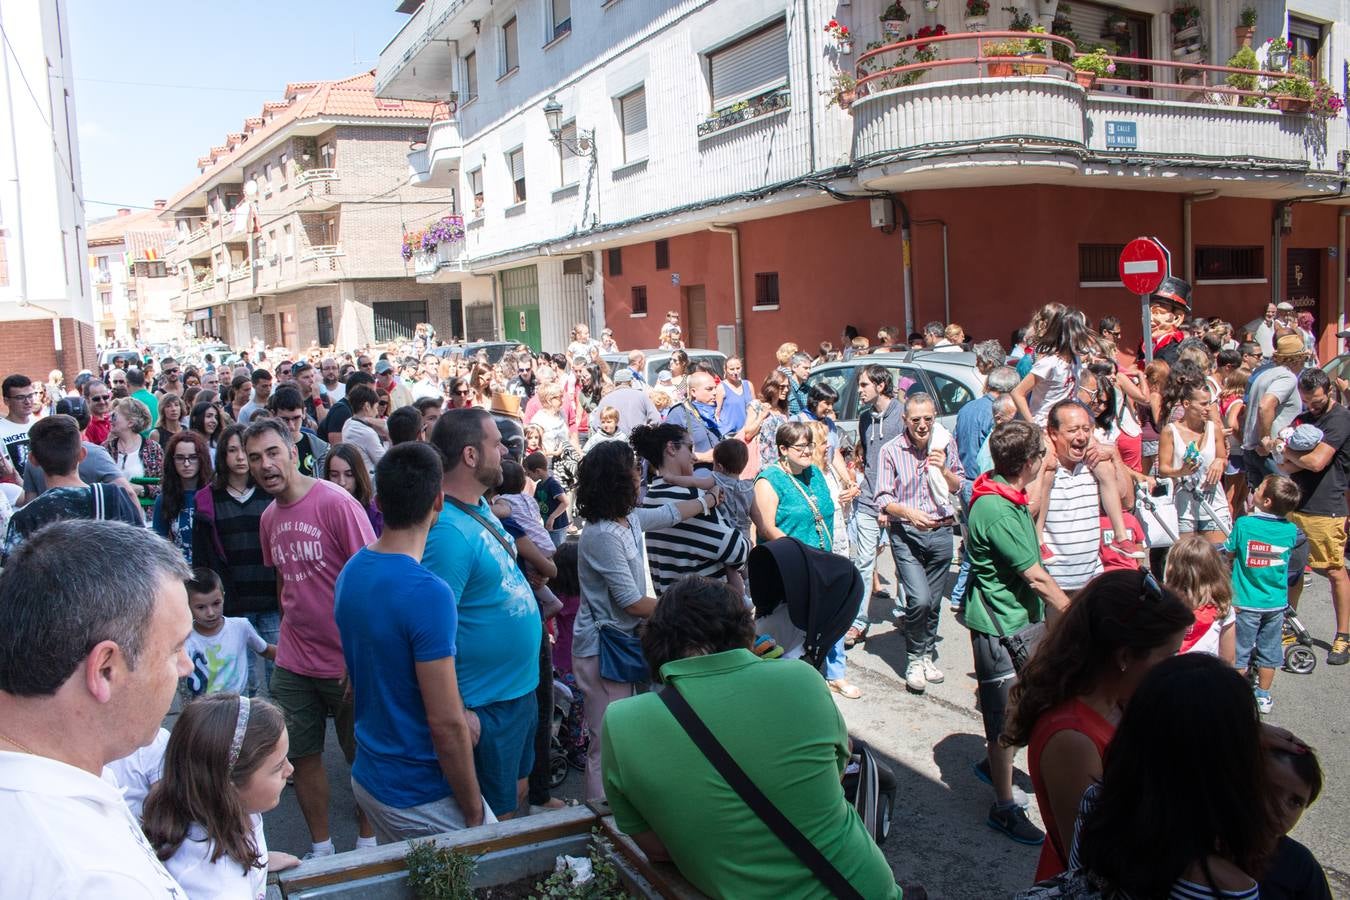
[161,73,463,353]
[87,203,179,346]
[0,0,96,380]
[377,0,1350,370]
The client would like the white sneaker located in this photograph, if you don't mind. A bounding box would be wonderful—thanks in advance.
[905,659,927,693]
[922,655,945,684]
[1255,690,1274,715]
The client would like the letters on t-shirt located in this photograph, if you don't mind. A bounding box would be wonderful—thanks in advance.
[1243,539,1289,569]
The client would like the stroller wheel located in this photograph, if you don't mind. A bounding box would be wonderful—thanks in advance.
[549,753,569,789]
[1285,645,1317,675]
[878,792,894,844]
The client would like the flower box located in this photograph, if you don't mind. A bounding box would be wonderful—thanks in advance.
[1276,96,1312,114]
[698,88,792,137]
[1074,70,1096,89]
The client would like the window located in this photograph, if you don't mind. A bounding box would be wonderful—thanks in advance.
[608,247,623,275]
[464,52,478,102]
[283,224,295,258]
[501,17,519,76]
[1289,16,1324,73]
[468,167,484,214]
[316,305,334,347]
[134,260,167,278]
[99,290,112,315]
[126,288,137,310]
[631,285,648,314]
[754,271,780,307]
[268,230,278,262]
[279,152,289,186]
[1195,246,1264,281]
[655,239,670,270]
[507,147,526,203]
[707,19,789,108]
[263,162,274,192]
[372,300,429,343]
[618,87,648,163]
[320,142,334,168]
[928,371,975,416]
[224,192,240,211]
[549,0,571,41]
[558,121,579,185]
[1078,243,1126,284]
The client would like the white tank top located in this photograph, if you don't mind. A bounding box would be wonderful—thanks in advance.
[1168,420,1216,474]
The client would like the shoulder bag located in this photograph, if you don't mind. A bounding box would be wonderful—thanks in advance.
[580,520,651,685]
[968,589,1045,675]
[660,684,867,900]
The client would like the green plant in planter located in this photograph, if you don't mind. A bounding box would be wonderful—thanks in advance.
[881,1,910,22]
[405,841,477,900]
[532,832,627,899]
[823,71,859,107]
[1274,74,1314,101]
[1240,7,1257,28]
[1311,79,1345,117]
[1170,3,1199,32]
[1001,5,1033,31]
[984,37,1028,57]
[1025,25,1049,55]
[1225,46,1262,106]
[1074,47,1116,76]
[1051,4,1078,63]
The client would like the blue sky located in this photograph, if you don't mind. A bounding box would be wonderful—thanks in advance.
[69,1,411,217]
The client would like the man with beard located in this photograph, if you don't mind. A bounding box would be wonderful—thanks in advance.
[422,409,541,821]
[247,418,376,856]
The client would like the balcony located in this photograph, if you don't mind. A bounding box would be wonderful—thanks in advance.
[414,240,467,282]
[848,32,1349,194]
[290,169,341,211]
[375,0,493,100]
[408,111,462,188]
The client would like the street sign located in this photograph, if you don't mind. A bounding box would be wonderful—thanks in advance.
[1105,121,1137,149]
[1118,238,1168,295]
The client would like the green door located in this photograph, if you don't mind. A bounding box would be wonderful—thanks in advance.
[501,265,541,350]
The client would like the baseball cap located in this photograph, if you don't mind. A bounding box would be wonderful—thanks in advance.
[1276,301,1295,311]
[375,360,394,374]
[613,368,633,383]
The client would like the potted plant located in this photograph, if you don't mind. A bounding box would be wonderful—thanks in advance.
[1170,3,1199,33]
[1050,4,1077,63]
[923,0,940,11]
[1002,4,1033,31]
[1235,7,1257,49]
[1273,73,1314,114]
[982,37,1024,76]
[965,0,990,28]
[1073,46,1115,89]
[1224,45,1262,107]
[1311,79,1346,118]
[881,1,910,36]
[1105,8,1129,35]
[824,19,854,53]
[1264,36,1292,71]
[826,71,859,108]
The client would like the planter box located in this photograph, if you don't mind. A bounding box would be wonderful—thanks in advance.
[1074,70,1097,90]
[987,60,1017,77]
[1277,96,1312,114]
[1234,25,1255,49]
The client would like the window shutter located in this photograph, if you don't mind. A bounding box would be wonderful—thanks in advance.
[560,123,579,184]
[620,88,648,162]
[503,18,518,72]
[509,149,525,182]
[552,0,571,34]
[709,20,789,108]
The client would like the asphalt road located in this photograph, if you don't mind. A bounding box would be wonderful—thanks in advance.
[255,558,1350,899]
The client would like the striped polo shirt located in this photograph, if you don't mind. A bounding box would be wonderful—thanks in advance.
[1043,463,1103,591]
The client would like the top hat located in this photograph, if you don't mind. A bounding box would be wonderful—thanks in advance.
[1149,276,1192,313]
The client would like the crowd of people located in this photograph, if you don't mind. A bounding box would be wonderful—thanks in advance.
[0,286,1340,898]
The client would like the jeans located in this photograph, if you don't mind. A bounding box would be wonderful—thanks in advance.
[549,527,569,549]
[245,610,280,698]
[889,522,955,662]
[849,510,893,629]
[950,482,975,608]
[1242,447,1279,491]
[824,637,847,681]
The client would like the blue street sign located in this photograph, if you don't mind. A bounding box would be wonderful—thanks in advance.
[1105,121,1137,149]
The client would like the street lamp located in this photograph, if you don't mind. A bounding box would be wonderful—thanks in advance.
[542,93,595,156]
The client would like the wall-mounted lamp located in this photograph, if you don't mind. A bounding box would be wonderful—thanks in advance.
[542,94,595,156]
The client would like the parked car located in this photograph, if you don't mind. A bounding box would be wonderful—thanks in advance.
[600,349,727,384]
[803,349,982,445]
[99,348,142,369]
[430,340,517,364]
[1323,353,1350,398]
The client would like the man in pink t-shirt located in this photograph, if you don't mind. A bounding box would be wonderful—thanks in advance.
[247,418,376,857]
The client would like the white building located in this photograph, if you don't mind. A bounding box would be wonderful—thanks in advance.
[378,0,1350,368]
[0,0,95,379]
[87,203,179,346]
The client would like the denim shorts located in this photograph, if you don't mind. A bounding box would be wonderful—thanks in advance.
[1235,607,1285,670]
[471,691,538,817]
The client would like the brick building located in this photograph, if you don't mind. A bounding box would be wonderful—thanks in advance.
[161,72,466,352]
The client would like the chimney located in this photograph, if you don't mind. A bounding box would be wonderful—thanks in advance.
[117,208,131,217]
[154,199,167,210]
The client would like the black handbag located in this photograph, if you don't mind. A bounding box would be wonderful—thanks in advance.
[970,591,1046,674]
[596,623,650,684]
[660,684,868,900]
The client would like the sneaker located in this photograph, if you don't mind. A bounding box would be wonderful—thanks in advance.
[971,759,1031,808]
[921,655,945,684]
[1329,634,1350,666]
[904,659,927,693]
[1040,543,1055,562]
[1254,689,1274,715]
[1109,538,1147,560]
[987,802,1045,845]
[302,847,336,861]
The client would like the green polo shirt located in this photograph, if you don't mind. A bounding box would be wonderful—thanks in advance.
[601,650,901,900]
[962,476,1043,637]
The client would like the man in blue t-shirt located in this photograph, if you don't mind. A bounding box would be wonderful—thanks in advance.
[335,442,491,840]
[423,409,542,819]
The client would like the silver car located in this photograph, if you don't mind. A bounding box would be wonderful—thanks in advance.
[601,348,727,384]
[803,349,984,445]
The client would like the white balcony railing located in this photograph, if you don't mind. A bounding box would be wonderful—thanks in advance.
[300,245,343,262]
[294,168,339,189]
[414,241,466,280]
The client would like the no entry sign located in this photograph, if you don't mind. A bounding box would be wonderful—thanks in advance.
[1118,238,1169,295]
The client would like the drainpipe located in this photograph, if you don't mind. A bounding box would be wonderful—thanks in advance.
[799,0,818,174]
[1182,190,1219,284]
[914,219,949,325]
[490,271,502,341]
[1272,204,1285,305]
[707,224,744,359]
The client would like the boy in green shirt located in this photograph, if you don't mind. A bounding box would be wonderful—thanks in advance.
[1226,474,1303,714]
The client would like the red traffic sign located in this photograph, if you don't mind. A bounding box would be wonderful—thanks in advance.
[1118,238,1169,295]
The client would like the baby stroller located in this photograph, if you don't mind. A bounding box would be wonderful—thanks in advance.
[548,673,588,789]
[1281,607,1317,674]
[748,537,897,846]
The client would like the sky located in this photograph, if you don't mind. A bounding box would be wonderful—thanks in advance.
[68,1,413,218]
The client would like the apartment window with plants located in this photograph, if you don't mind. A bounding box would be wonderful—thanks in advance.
[549,0,571,41]
[463,52,478,102]
[618,86,648,163]
[507,148,526,204]
[500,17,519,77]
[705,19,789,125]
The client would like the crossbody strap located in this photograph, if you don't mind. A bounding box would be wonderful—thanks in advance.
[444,495,517,560]
[659,686,864,900]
